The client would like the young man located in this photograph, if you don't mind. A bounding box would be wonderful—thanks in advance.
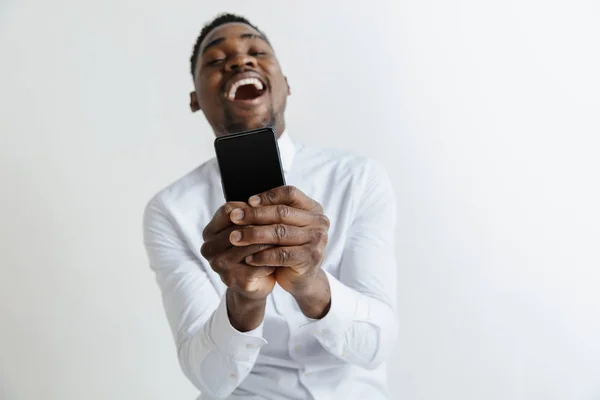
[143,13,398,400]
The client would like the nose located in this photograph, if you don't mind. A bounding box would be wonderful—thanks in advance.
[225,54,257,72]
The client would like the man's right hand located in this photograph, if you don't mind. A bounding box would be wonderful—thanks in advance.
[200,202,276,331]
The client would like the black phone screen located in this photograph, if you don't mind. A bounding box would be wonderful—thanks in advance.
[214,128,286,202]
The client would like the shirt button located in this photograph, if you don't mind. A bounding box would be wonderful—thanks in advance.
[294,345,302,351]
[304,371,312,376]
[245,343,257,349]
[230,373,237,379]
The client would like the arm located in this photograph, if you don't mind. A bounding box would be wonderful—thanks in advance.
[143,199,268,398]
[229,161,398,369]
[300,160,398,369]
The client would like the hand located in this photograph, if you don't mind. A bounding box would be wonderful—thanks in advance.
[200,202,277,331]
[201,202,277,300]
[228,186,331,318]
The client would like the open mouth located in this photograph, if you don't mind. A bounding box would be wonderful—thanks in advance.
[226,77,266,101]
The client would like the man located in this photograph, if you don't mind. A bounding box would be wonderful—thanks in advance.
[143,13,398,400]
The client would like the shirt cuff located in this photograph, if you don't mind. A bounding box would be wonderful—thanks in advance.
[209,295,268,362]
[304,271,369,346]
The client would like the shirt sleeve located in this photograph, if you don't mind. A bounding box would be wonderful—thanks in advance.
[304,160,398,369]
[143,198,267,399]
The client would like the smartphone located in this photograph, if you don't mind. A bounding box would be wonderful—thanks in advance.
[214,127,286,202]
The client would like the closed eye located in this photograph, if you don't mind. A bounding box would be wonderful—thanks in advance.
[249,51,267,57]
[205,58,224,66]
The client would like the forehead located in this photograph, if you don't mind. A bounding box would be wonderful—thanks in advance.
[200,22,263,53]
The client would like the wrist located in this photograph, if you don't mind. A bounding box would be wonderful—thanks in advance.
[291,270,331,319]
[229,289,267,307]
[226,289,267,332]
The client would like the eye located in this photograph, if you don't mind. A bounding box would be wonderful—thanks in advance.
[205,58,224,66]
[249,50,267,57]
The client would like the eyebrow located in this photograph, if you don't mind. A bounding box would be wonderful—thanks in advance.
[201,33,269,55]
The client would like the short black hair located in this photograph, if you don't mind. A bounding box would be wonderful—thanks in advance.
[190,13,269,77]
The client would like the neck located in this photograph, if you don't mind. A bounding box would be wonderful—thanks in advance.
[214,117,286,138]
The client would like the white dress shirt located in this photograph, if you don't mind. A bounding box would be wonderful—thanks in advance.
[143,132,398,400]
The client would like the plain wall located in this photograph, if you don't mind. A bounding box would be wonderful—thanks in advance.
[1,0,599,399]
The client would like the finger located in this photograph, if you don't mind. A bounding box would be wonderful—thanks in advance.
[212,244,276,270]
[244,245,312,267]
[230,205,329,228]
[241,264,277,279]
[228,243,276,263]
[248,186,322,212]
[202,202,247,240]
[220,265,276,292]
[230,224,313,246]
[217,248,276,286]
[201,225,239,259]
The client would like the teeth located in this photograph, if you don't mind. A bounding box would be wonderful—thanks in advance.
[227,78,264,100]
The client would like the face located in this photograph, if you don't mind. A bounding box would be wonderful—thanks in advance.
[190,23,290,137]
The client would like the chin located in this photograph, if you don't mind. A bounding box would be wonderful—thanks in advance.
[224,113,275,134]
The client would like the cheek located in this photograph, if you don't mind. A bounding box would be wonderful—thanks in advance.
[197,74,223,107]
[264,70,287,99]
[274,77,289,103]
[262,62,283,83]
[198,69,222,90]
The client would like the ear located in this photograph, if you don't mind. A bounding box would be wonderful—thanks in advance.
[190,91,200,112]
[284,76,291,95]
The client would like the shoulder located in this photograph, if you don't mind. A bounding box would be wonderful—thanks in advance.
[297,143,391,185]
[143,158,218,223]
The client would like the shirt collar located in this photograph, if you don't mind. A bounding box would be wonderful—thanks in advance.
[278,131,296,173]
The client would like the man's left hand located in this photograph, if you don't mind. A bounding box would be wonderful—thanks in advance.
[228,186,332,318]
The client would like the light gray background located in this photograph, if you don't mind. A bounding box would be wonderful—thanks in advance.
[1,1,599,399]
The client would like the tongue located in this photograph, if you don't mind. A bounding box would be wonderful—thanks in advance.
[234,84,263,100]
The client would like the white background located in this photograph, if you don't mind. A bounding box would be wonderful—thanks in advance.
[1,0,599,399]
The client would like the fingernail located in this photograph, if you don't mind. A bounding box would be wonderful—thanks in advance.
[230,209,244,221]
[249,195,261,206]
[245,255,253,263]
[230,231,242,243]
